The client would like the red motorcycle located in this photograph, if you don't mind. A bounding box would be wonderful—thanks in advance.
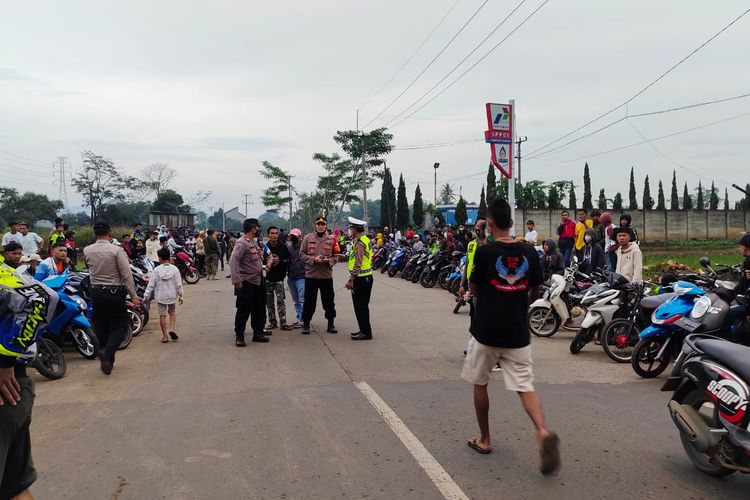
[174,249,200,284]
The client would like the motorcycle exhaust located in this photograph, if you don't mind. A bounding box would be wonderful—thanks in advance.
[668,400,717,453]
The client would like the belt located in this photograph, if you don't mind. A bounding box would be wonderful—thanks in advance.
[91,284,125,289]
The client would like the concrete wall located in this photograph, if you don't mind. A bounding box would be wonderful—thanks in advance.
[518,209,749,243]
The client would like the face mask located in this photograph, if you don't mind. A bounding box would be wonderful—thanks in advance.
[584,235,593,243]
[347,228,354,238]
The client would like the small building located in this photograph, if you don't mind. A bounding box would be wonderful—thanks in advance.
[437,203,479,226]
[224,206,246,224]
[148,211,196,229]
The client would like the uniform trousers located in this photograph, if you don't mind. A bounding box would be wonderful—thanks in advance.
[90,286,129,364]
[234,281,266,338]
[302,278,336,323]
[351,275,373,335]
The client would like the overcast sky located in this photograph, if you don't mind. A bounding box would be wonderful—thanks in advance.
[2,1,749,218]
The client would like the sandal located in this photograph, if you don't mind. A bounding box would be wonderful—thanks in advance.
[540,432,561,476]
[161,338,169,343]
[280,324,293,331]
[169,331,179,341]
[467,437,492,455]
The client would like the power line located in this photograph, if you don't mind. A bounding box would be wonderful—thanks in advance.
[382,0,528,128]
[0,150,50,167]
[526,7,750,158]
[0,161,49,176]
[358,109,477,122]
[361,0,491,130]
[360,0,462,108]
[395,138,482,150]
[388,0,551,129]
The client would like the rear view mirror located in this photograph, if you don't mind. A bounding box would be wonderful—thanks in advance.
[699,257,710,267]
[16,265,28,275]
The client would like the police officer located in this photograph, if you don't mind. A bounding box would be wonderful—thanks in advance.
[345,217,373,340]
[83,222,139,375]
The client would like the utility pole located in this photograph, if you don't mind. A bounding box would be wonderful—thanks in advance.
[357,110,369,223]
[433,162,440,205]
[242,194,251,218]
[222,203,226,231]
[288,175,293,230]
[53,156,70,207]
[515,136,528,184]
[508,99,516,237]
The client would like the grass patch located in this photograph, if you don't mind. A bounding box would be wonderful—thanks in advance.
[641,241,743,279]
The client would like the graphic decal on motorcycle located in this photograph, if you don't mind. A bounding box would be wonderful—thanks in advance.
[706,366,748,425]
[491,255,530,292]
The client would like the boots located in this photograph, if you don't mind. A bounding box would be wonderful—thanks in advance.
[235,333,246,347]
[326,319,337,334]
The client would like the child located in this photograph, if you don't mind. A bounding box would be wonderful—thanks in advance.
[144,247,184,343]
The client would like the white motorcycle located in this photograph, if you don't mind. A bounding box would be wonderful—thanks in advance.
[527,259,590,337]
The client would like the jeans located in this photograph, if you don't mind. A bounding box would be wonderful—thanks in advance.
[607,252,617,271]
[560,246,573,267]
[287,278,305,323]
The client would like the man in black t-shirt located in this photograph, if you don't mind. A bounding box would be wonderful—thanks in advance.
[265,226,291,330]
[461,198,560,476]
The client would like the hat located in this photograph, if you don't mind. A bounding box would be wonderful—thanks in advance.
[290,228,302,237]
[347,216,367,228]
[21,254,42,263]
[738,232,750,247]
[315,216,328,224]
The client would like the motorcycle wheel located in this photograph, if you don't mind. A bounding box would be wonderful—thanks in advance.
[449,277,461,295]
[677,388,735,476]
[119,327,133,350]
[184,270,200,284]
[420,270,436,289]
[631,337,671,378]
[569,326,597,354]
[129,309,145,337]
[33,338,67,380]
[411,269,422,283]
[437,269,451,290]
[453,299,465,314]
[601,319,640,363]
[387,266,397,277]
[380,265,388,274]
[528,307,561,338]
[69,325,99,359]
[141,308,150,327]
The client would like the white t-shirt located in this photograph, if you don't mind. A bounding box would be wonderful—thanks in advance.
[17,232,43,255]
[2,232,22,246]
[524,230,538,245]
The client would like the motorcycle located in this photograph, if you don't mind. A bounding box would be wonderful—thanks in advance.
[438,252,465,290]
[401,250,426,281]
[411,252,431,284]
[174,249,200,284]
[528,259,592,338]
[41,274,99,359]
[33,337,67,380]
[661,333,750,476]
[387,247,411,277]
[420,251,449,289]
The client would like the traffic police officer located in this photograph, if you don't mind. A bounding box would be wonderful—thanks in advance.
[345,217,373,340]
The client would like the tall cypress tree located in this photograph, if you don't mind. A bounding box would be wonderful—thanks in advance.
[412,183,424,227]
[628,167,638,210]
[396,174,409,228]
[724,188,730,211]
[656,180,666,210]
[582,162,593,209]
[379,168,396,229]
[709,181,719,210]
[642,175,654,209]
[548,186,560,209]
[568,183,577,210]
[613,192,623,210]
[597,188,607,209]
[478,186,487,219]
[454,196,468,226]
[486,163,497,203]
[695,180,704,210]
[683,182,693,210]
[670,170,679,210]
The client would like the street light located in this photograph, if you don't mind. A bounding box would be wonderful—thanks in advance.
[433,162,440,205]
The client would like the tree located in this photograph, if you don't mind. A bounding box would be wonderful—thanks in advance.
[656,180,666,210]
[152,189,191,213]
[396,174,409,229]
[72,151,139,224]
[454,196,468,226]
[709,181,719,210]
[642,175,654,209]
[568,183,577,210]
[98,201,151,227]
[0,187,63,224]
[140,163,176,198]
[259,161,293,217]
[439,183,456,204]
[548,186,562,210]
[695,180,704,210]
[628,167,638,210]
[597,188,607,210]
[486,164,497,202]
[412,184,424,227]
[683,183,693,210]
[724,188,730,211]
[379,168,396,229]
[516,180,547,209]
[59,211,91,227]
[736,183,750,210]
[613,192,623,210]
[333,127,394,184]
[670,170,680,210]
[478,186,487,219]
[582,163,593,209]
[207,208,225,230]
[312,152,360,224]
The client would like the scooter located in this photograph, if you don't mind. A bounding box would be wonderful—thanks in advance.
[661,333,750,476]
[174,249,200,284]
[387,247,411,277]
[528,258,591,338]
[42,274,99,359]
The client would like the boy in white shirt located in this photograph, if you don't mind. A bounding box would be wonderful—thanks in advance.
[524,220,538,246]
[144,248,184,343]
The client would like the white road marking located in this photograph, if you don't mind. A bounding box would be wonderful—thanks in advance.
[354,381,469,500]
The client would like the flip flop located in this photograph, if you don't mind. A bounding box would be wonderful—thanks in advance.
[467,437,492,455]
[169,332,179,341]
[280,325,293,331]
[161,338,169,343]
[540,432,561,476]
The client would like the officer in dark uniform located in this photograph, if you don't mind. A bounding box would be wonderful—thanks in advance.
[345,217,373,340]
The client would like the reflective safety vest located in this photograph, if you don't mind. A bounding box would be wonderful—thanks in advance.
[348,235,372,277]
[466,239,478,280]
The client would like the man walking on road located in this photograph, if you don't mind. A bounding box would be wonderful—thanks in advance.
[265,226,291,330]
[286,228,305,328]
[204,230,220,280]
[462,199,560,475]
[300,216,337,335]
[230,219,270,346]
[345,217,373,340]
[83,222,140,375]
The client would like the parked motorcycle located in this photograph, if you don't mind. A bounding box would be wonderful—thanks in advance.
[661,333,750,476]
[528,259,592,337]
[387,247,411,277]
[420,251,449,288]
[41,274,99,359]
[33,337,67,380]
[174,249,200,284]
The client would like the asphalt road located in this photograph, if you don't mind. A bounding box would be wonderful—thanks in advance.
[29,265,749,499]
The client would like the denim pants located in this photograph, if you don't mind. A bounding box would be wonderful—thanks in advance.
[287,278,305,323]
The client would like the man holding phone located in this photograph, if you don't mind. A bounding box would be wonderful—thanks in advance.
[300,216,338,335]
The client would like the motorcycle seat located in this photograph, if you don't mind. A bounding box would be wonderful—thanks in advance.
[695,339,750,383]
[641,293,677,316]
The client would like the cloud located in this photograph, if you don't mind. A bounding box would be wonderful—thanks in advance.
[195,136,288,152]
[0,67,34,81]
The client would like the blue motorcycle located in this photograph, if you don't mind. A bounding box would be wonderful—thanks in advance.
[42,274,100,359]
[387,247,410,277]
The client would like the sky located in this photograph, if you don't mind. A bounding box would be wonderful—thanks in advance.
[1,0,749,218]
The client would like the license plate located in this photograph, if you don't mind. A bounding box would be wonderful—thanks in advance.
[675,317,700,332]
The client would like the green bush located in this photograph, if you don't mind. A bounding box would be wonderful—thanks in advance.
[72,225,133,250]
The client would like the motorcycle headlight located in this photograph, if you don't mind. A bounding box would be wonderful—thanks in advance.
[72,295,87,311]
[690,295,711,319]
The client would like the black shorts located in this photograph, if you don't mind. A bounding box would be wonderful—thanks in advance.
[0,376,36,499]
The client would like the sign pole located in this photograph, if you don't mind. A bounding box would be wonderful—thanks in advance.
[508,99,516,236]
